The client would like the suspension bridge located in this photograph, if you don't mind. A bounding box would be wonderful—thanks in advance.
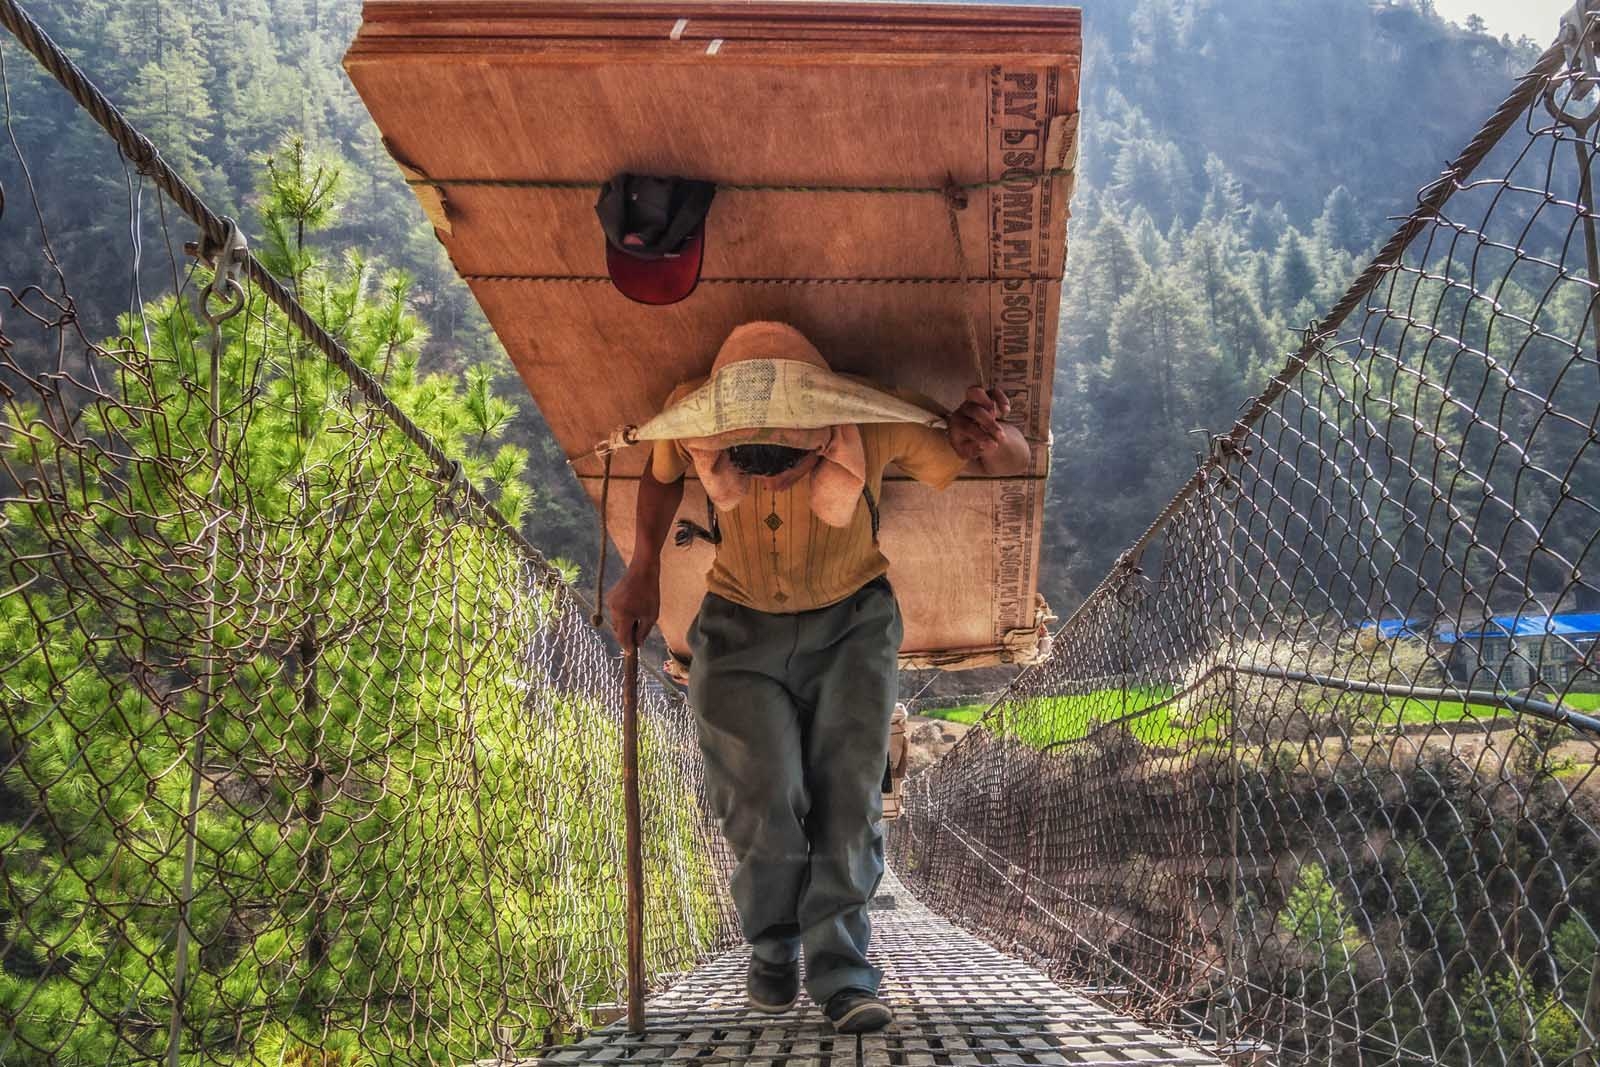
[5,2,1600,1066]
[537,870,1223,1065]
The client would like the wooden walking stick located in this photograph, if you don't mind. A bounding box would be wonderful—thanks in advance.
[623,623,646,1034]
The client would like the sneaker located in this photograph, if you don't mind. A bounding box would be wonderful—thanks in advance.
[746,956,799,1014]
[823,988,893,1033]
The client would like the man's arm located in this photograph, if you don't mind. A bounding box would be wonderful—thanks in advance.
[608,451,686,651]
[947,386,1030,477]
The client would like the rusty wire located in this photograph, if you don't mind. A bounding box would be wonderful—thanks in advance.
[0,19,736,1067]
[893,10,1600,1067]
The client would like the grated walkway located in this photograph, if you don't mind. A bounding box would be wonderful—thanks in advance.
[534,870,1221,1065]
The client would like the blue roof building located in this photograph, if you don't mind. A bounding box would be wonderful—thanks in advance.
[1364,612,1600,690]
[1368,612,1600,643]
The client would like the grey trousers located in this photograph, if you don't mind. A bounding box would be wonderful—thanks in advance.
[687,576,901,1004]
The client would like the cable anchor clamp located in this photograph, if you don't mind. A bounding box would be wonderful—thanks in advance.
[1110,551,1148,606]
[1206,432,1252,498]
[435,458,471,519]
[192,218,248,326]
[1548,1,1600,131]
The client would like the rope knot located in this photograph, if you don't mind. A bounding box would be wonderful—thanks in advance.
[127,138,163,177]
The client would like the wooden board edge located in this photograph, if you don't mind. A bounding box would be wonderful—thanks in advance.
[354,0,1083,32]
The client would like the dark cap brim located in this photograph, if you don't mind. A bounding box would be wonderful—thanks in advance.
[604,226,705,306]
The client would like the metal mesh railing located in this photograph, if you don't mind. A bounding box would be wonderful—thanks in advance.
[892,11,1600,1067]
[0,11,735,1065]
[18,0,1600,1064]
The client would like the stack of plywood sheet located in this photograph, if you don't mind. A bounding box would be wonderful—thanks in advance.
[345,0,1081,670]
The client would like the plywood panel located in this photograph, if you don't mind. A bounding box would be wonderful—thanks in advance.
[345,0,1080,667]
[352,63,996,188]
[470,278,1058,479]
[352,3,1085,62]
[421,187,1050,280]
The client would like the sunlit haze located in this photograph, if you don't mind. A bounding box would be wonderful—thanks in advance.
[1431,0,1573,43]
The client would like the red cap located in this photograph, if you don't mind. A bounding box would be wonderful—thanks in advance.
[603,226,707,306]
[595,174,716,306]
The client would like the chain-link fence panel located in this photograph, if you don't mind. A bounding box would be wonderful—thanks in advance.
[893,12,1600,1067]
[0,15,736,1065]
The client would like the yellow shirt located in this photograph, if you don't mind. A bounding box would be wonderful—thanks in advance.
[651,388,967,614]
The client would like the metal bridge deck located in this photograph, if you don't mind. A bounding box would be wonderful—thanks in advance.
[534,870,1220,1066]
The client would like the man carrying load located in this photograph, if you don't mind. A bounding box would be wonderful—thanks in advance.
[608,321,1028,1033]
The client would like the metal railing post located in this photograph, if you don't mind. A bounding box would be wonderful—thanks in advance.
[622,633,647,1034]
[166,222,245,1067]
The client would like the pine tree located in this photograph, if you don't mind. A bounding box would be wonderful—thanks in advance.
[1107,274,1219,462]
[1181,224,1233,330]
[1246,202,1291,251]
[123,6,220,193]
[1110,137,1190,228]
[1211,273,1280,383]
[1201,154,1247,229]
[1272,227,1319,311]
[1252,252,1274,309]
[1059,211,1148,365]
[1315,185,1367,252]
[1128,206,1171,270]
[0,140,599,1064]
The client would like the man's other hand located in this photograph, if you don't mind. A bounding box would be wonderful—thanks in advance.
[609,563,661,652]
[948,386,1012,461]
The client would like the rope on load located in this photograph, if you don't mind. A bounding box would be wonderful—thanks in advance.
[403,170,1078,196]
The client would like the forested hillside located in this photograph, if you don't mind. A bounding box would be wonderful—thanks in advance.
[0,0,1546,610]
[1047,0,1541,598]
